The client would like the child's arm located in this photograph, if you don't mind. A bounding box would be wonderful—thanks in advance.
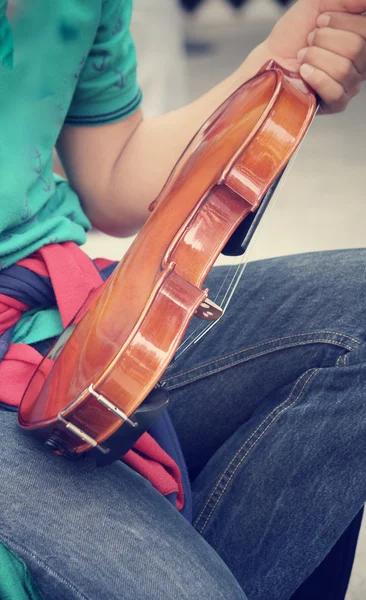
[57,0,366,238]
[56,42,269,238]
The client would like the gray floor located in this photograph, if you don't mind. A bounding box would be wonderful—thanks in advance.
[84,0,366,596]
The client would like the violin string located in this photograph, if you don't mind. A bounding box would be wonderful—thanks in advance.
[212,262,236,304]
[173,262,243,358]
[172,263,236,357]
[215,259,246,306]
[174,253,252,358]
[216,144,306,308]
[172,120,317,361]
[172,164,291,361]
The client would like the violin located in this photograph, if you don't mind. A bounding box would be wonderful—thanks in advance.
[18,61,317,464]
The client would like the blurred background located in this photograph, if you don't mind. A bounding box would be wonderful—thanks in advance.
[83,1,366,597]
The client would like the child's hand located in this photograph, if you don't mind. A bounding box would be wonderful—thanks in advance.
[263,0,366,114]
[297,11,366,114]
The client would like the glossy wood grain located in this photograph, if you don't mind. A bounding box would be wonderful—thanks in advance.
[19,61,317,458]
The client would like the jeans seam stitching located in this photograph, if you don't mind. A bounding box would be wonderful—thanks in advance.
[165,339,353,389]
[193,369,314,528]
[164,331,359,384]
[0,532,91,600]
[194,368,319,533]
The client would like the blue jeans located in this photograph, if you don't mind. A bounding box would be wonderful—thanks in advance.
[1,249,365,600]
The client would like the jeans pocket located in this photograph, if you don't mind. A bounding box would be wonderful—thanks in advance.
[163,329,361,390]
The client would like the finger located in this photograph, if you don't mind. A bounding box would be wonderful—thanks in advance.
[299,63,352,113]
[298,45,361,93]
[317,11,366,40]
[318,0,366,17]
[307,26,366,75]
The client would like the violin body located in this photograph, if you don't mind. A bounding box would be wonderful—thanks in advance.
[18,61,316,461]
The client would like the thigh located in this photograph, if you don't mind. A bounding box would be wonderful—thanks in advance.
[0,410,246,600]
[163,249,366,599]
[163,249,366,476]
[190,322,366,600]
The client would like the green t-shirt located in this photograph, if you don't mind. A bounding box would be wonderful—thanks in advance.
[0,0,141,270]
[0,543,45,600]
[0,2,141,594]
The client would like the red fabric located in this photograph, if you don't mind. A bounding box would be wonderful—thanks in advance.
[18,242,103,327]
[0,295,29,333]
[124,436,184,508]
[0,344,54,408]
[1,242,184,510]
[93,257,115,271]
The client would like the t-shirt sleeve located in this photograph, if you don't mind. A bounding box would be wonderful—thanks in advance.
[65,0,142,126]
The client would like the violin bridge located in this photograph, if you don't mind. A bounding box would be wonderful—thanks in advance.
[195,298,223,321]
